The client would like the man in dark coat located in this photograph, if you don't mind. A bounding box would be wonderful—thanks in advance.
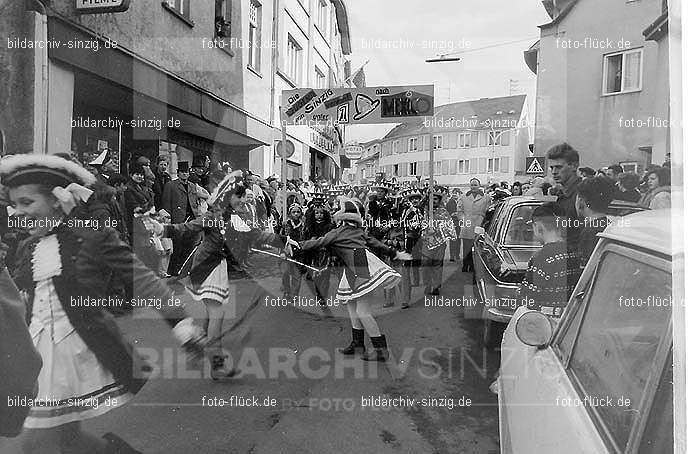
[161,161,200,275]
[153,155,172,210]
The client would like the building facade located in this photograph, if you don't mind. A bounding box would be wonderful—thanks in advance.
[525,0,669,171]
[1,0,353,182]
[259,0,353,182]
[374,95,531,189]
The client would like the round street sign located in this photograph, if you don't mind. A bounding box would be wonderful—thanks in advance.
[276,140,295,158]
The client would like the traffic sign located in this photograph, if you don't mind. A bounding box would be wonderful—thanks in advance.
[526,156,546,174]
[281,85,434,126]
[275,140,294,158]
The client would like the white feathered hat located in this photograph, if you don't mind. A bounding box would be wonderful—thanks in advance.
[0,153,96,188]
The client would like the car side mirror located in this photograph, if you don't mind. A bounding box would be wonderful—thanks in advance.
[515,310,554,348]
[474,226,485,236]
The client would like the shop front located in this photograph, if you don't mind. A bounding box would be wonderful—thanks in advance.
[47,15,272,178]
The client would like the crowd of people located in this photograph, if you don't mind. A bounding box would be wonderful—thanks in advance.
[0,142,672,453]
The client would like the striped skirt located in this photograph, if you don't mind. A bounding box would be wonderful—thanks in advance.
[336,250,402,302]
[186,259,230,304]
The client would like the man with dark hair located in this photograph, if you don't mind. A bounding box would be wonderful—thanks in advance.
[546,142,582,246]
[518,202,580,317]
[605,164,623,181]
[614,172,641,202]
[576,176,615,263]
[153,155,171,210]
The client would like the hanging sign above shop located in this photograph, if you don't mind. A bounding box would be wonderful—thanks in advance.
[76,0,131,14]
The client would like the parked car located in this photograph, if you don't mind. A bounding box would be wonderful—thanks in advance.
[498,209,677,454]
[471,195,646,347]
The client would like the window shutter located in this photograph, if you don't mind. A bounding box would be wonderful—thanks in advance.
[450,159,457,175]
[478,158,487,173]
[469,159,476,174]
[422,161,429,175]
[442,160,449,175]
[415,161,421,176]
[501,157,510,173]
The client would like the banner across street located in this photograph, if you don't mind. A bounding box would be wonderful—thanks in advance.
[281,85,434,126]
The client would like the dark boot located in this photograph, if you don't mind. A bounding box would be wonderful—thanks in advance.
[339,328,365,355]
[210,354,240,380]
[361,335,389,362]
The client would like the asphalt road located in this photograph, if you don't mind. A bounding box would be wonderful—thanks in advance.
[1,252,501,454]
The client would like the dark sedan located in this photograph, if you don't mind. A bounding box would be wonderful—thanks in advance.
[471,195,645,347]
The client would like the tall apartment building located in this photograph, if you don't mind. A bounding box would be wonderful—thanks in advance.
[375,95,531,189]
[243,0,353,181]
[0,0,353,182]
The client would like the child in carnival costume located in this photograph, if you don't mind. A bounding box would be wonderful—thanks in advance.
[289,198,411,361]
[280,203,305,300]
[399,187,424,307]
[158,179,294,380]
[302,194,334,305]
[0,153,205,454]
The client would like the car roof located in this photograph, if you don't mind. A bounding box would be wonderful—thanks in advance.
[499,195,559,207]
[598,209,678,257]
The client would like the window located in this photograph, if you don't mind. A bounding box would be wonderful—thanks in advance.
[316,0,328,34]
[408,137,418,152]
[458,159,467,174]
[458,132,472,148]
[478,130,488,147]
[487,158,501,173]
[314,67,326,89]
[603,49,642,94]
[503,205,537,246]
[393,164,399,176]
[392,140,399,155]
[434,161,442,174]
[488,131,498,146]
[433,135,443,149]
[409,162,417,176]
[215,0,232,38]
[285,35,302,84]
[247,0,262,70]
[557,250,672,451]
[500,130,510,146]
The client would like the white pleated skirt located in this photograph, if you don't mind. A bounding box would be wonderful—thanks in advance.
[336,250,402,302]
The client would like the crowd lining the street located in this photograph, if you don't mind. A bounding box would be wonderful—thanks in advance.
[0,141,671,453]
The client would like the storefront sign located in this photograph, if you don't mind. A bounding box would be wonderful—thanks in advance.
[282,85,434,126]
[342,145,363,159]
[76,0,130,14]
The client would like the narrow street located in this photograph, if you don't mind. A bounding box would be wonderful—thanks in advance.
[2,254,500,454]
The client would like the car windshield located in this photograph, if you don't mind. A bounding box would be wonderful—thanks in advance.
[503,205,538,246]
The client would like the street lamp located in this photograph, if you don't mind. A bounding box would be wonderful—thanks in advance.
[425,55,461,63]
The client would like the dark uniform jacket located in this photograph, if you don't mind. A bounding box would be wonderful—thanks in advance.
[11,225,186,394]
[164,212,286,287]
[299,224,397,290]
[153,170,172,210]
[161,178,199,224]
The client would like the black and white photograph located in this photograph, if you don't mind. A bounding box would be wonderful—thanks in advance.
[0,0,690,452]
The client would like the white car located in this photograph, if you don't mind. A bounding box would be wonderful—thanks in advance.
[498,209,680,454]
